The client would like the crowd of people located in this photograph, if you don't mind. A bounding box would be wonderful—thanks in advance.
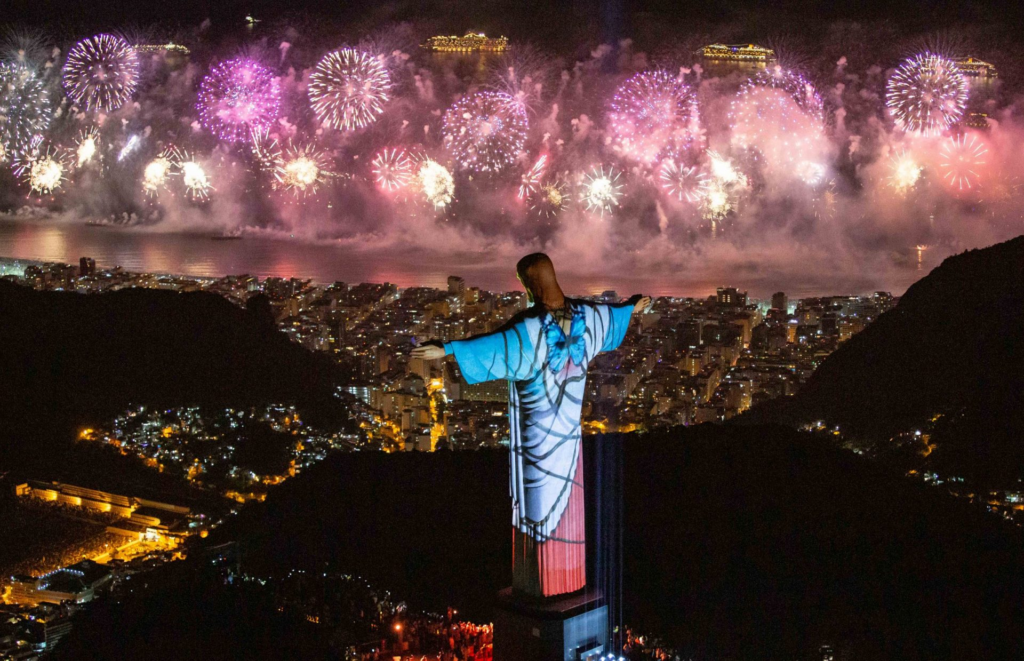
[352,617,493,661]
[0,495,123,579]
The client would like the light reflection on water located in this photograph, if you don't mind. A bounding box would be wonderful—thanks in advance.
[0,218,925,298]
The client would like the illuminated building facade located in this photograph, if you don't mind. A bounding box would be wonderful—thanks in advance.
[698,43,776,63]
[423,32,508,53]
[134,43,191,55]
[954,56,997,78]
[15,481,192,540]
[964,112,991,130]
[16,481,134,517]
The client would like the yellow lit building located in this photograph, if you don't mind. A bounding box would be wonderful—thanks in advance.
[423,32,508,53]
[16,481,134,517]
[15,481,193,539]
[954,56,997,78]
[964,112,991,130]
[134,43,191,55]
[698,43,776,63]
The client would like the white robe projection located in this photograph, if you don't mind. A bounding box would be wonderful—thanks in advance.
[445,300,633,596]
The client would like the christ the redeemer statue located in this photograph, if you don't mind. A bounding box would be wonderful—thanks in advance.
[412,253,650,598]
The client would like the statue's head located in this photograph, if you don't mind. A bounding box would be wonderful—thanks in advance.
[516,252,558,304]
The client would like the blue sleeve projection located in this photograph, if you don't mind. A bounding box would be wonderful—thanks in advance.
[447,320,537,384]
[594,303,634,354]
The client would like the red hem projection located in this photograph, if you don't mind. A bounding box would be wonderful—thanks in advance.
[513,452,586,597]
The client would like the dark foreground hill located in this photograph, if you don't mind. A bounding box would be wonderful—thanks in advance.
[0,281,342,430]
[746,235,1024,486]
[0,281,345,488]
[57,425,1024,660]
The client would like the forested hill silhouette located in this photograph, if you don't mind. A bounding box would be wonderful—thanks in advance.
[0,280,343,443]
[746,235,1024,485]
[56,425,1024,660]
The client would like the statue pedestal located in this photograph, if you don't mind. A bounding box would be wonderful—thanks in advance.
[493,587,608,661]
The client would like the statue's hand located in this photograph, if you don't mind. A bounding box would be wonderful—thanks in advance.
[411,340,446,361]
[631,295,652,314]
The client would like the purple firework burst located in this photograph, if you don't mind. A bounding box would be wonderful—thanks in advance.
[608,70,699,164]
[197,58,281,144]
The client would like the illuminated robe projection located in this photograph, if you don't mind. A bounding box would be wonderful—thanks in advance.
[445,301,634,597]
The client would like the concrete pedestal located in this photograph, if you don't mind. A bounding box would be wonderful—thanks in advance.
[493,587,608,661]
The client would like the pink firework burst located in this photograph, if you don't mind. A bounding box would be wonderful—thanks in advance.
[659,160,708,203]
[939,133,987,192]
[371,148,414,192]
[518,154,547,199]
[747,66,824,122]
[197,58,281,145]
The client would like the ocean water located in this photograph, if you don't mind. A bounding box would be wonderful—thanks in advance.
[0,217,929,298]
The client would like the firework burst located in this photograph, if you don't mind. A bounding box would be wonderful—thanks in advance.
[581,166,623,215]
[795,160,827,186]
[658,159,708,203]
[608,70,699,164]
[488,44,553,111]
[25,149,66,195]
[886,53,967,136]
[443,91,528,173]
[309,48,391,131]
[273,143,332,197]
[142,152,173,197]
[250,128,281,169]
[75,129,99,167]
[731,70,828,176]
[197,58,281,144]
[707,150,746,187]
[518,155,547,199]
[702,151,747,219]
[118,134,142,162]
[749,66,824,121]
[888,148,922,193]
[173,151,213,201]
[62,34,140,112]
[530,180,569,218]
[416,159,454,208]
[0,62,51,161]
[371,147,413,192]
[939,133,987,192]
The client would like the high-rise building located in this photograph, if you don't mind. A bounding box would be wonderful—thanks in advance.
[447,275,466,296]
[717,287,747,308]
[375,345,392,374]
[79,257,96,277]
[771,291,788,312]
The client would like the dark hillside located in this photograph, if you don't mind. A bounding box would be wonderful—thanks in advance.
[746,235,1024,485]
[160,424,1024,660]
